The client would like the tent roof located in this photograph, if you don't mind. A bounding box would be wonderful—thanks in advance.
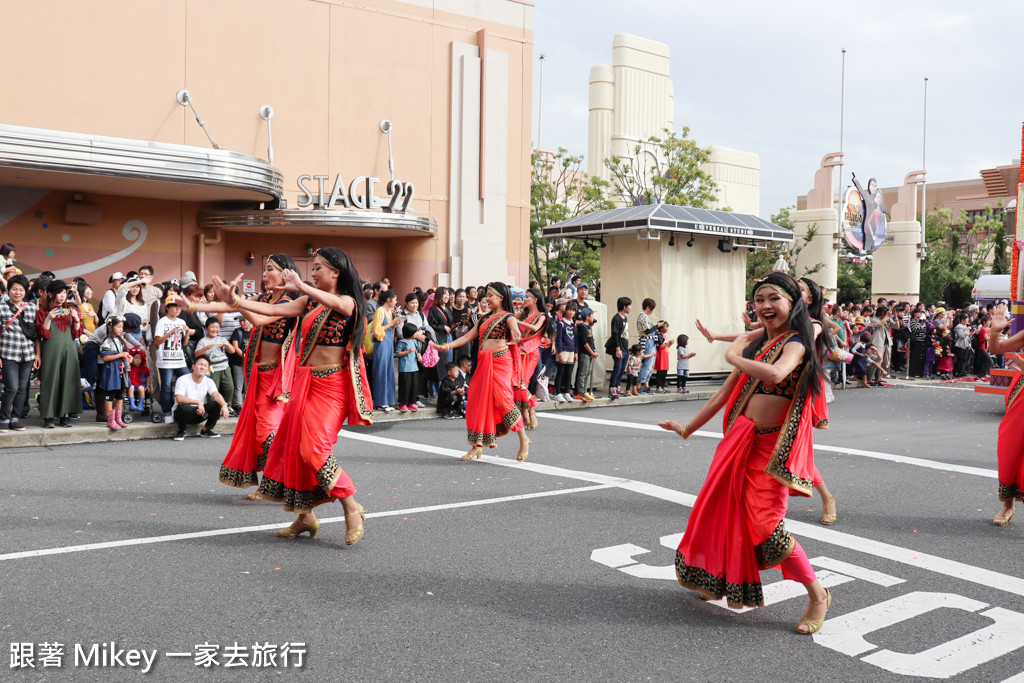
[541,204,793,243]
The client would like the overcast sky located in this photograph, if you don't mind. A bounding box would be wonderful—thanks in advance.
[531,0,1022,219]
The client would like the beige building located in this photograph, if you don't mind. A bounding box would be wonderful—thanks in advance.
[569,33,776,375]
[0,0,534,295]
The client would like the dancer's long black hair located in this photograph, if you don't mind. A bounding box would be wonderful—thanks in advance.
[316,247,365,348]
[486,281,513,316]
[520,288,543,319]
[264,253,299,297]
[798,276,836,357]
[746,272,825,398]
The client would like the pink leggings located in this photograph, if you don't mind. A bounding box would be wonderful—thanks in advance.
[778,541,816,585]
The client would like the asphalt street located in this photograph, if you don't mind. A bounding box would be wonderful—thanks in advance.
[2,382,1022,682]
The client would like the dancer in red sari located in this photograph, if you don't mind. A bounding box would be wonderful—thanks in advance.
[660,272,833,634]
[695,275,838,526]
[214,247,372,544]
[192,255,298,496]
[988,304,1024,526]
[514,288,547,430]
[430,282,530,461]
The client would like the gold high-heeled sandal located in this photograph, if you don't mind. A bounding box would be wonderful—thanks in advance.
[517,439,530,461]
[797,588,832,635]
[461,447,482,461]
[820,497,838,526]
[345,504,366,546]
[994,506,1015,526]
[276,518,320,538]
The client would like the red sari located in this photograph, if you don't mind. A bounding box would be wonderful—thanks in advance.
[513,311,545,416]
[997,372,1024,503]
[219,299,293,488]
[466,313,524,448]
[675,333,818,608]
[255,301,373,512]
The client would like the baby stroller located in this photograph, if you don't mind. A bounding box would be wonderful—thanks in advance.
[125,345,163,424]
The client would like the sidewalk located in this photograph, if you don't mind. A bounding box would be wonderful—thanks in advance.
[0,388,718,450]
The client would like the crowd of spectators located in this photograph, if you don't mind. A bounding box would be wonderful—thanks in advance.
[787,295,1008,387]
[0,249,696,433]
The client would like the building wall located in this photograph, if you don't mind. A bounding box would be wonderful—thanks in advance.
[0,0,533,291]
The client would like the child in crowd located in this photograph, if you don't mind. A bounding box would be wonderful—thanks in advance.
[98,316,131,431]
[396,322,421,412]
[573,307,598,402]
[438,362,467,419]
[154,295,192,420]
[625,344,643,396]
[228,316,251,413]
[850,332,870,388]
[936,329,954,379]
[652,320,673,393]
[457,355,472,412]
[553,301,578,402]
[1,242,19,280]
[195,318,235,403]
[128,347,149,412]
[865,344,888,386]
[676,334,695,394]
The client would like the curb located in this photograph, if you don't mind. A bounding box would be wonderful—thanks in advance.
[0,389,718,450]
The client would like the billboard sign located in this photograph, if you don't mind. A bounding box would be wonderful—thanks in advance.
[841,174,888,254]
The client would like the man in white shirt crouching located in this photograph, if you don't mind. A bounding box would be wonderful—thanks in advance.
[172,356,229,441]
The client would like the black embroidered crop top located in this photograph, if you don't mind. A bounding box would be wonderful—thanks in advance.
[485,313,513,340]
[259,293,296,344]
[305,298,353,347]
[752,336,805,399]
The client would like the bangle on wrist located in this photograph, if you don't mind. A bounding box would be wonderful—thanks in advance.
[187,300,197,314]
[231,293,241,308]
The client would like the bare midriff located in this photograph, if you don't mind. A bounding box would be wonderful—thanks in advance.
[741,393,790,429]
[301,344,346,367]
[480,339,508,351]
[257,340,284,365]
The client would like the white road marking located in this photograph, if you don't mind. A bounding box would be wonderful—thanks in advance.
[894,383,982,392]
[342,431,1024,599]
[816,591,1024,679]
[539,412,999,478]
[0,483,614,562]
[808,557,905,587]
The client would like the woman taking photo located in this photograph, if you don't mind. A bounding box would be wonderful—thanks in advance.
[214,248,371,544]
[192,255,298,494]
[429,282,529,461]
[660,272,832,633]
[514,288,547,429]
[36,280,83,428]
[370,289,403,413]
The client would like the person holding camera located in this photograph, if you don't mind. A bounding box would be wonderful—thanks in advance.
[0,275,40,431]
[36,280,83,428]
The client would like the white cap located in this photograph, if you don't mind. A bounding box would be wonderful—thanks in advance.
[108,271,125,283]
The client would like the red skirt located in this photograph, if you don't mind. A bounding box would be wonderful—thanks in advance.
[513,348,540,416]
[675,415,796,608]
[255,364,357,512]
[466,347,523,447]
[219,363,286,488]
[998,373,1024,502]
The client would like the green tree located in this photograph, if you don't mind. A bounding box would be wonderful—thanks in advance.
[836,262,872,303]
[919,208,997,306]
[603,127,718,208]
[530,148,615,288]
[744,206,823,297]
